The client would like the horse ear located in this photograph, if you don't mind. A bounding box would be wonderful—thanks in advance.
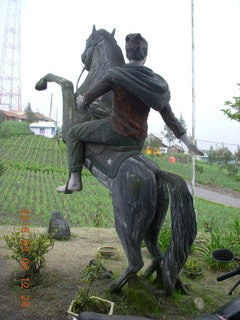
[92,25,97,36]
[111,28,116,38]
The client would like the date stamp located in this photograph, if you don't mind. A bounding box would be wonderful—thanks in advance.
[20,208,31,308]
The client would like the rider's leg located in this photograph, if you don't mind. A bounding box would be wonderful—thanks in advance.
[56,118,144,193]
[56,123,86,193]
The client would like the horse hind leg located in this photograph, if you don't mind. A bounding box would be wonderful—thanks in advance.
[143,182,169,285]
[109,161,158,293]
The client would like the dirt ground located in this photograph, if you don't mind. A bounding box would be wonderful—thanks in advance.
[0,225,239,320]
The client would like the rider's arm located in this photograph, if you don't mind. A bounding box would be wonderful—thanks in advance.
[159,103,204,155]
[159,103,186,138]
[83,78,113,107]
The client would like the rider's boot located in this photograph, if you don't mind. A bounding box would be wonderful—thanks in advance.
[56,171,82,194]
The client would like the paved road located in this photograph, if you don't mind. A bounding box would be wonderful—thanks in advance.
[187,184,240,208]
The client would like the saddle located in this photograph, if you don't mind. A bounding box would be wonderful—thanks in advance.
[84,143,142,179]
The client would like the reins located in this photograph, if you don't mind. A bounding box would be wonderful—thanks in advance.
[76,66,86,91]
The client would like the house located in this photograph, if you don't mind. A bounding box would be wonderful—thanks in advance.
[196,150,208,161]
[167,144,184,154]
[29,121,57,138]
[145,134,168,155]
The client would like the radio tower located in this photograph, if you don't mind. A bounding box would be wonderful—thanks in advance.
[0,0,21,111]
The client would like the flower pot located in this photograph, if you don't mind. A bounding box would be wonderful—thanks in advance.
[67,296,114,317]
[183,266,203,279]
[98,246,119,259]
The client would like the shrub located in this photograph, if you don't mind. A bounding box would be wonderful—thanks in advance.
[4,231,55,277]
[183,256,203,276]
[72,260,107,314]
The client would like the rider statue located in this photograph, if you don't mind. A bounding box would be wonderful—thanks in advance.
[56,33,203,194]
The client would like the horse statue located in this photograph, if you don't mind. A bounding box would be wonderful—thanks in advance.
[35,26,197,295]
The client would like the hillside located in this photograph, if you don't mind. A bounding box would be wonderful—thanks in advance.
[0,130,239,228]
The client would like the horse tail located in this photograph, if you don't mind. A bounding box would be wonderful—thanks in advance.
[156,169,197,295]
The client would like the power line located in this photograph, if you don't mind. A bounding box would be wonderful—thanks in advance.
[148,133,239,148]
[196,140,239,147]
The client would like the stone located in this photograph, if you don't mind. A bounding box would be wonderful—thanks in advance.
[48,211,70,240]
[194,297,205,311]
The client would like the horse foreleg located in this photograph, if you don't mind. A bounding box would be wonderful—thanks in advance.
[35,73,73,91]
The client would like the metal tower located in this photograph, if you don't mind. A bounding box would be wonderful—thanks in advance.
[0,0,21,111]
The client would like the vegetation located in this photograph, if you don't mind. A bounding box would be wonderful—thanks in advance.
[72,260,109,314]
[4,231,55,277]
[0,120,31,137]
[221,83,240,122]
[24,102,37,123]
[0,121,239,319]
[0,125,239,228]
[183,257,203,276]
[196,218,240,271]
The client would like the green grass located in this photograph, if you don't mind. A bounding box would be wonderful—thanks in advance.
[195,198,239,230]
[0,120,31,137]
[0,129,239,229]
[150,154,240,192]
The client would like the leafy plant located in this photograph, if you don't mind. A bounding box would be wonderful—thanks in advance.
[0,159,7,176]
[4,231,55,276]
[93,200,104,241]
[158,224,171,253]
[196,219,240,270]
[221,83,240,122]
[184,257,203,275]
[72,260,108,314]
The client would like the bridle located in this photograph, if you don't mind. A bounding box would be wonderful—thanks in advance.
[76,38,105,91]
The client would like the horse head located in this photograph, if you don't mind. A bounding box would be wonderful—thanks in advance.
[81,25,117,71]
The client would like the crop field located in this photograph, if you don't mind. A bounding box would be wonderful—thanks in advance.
[0,133,239,230]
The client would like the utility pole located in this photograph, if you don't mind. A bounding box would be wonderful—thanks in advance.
[49,93,53,121]
[0,0,22,111]
[191,0,196,196]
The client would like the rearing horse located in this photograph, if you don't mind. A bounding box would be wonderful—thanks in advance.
[35,26,197,295]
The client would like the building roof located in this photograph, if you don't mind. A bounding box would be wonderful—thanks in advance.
[0,110,53,121]
[29,121,56,128]
[1,110,26,119]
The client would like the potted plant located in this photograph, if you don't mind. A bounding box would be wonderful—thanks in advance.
[68,259,114,317]
[183,257,203,279]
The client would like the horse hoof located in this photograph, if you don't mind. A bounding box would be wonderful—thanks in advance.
[35,79,47,91]
[109,280,122,294]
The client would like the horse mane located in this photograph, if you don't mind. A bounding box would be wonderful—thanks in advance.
[95,29,125,64]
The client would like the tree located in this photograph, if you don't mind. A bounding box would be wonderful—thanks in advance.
[178,113,187,132]
[221,83,240,122]
[207,146,217,165]
[215,147,233,166]
[207,146,233,166]
[161,124,176,146]
[234,147,240,165]
[162,113,187,146]
[144,133,163,148]
[24,102,36,123]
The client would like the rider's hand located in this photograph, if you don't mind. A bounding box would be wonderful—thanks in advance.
[82,96,90,109]
[180,133,204,156]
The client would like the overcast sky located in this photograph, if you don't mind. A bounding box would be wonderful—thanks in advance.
[0,0,239,152]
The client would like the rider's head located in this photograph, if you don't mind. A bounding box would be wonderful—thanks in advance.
[125,33,148,64]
